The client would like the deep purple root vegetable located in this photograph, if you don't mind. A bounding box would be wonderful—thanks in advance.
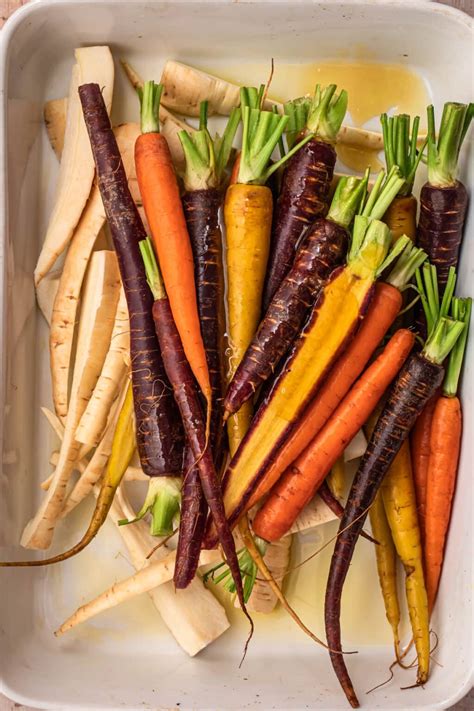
[79,83,183,477]
[182,188,225,465]
[224,218,348,416]
[263,138,336,310]
[325,353,444,708]
[150,295,251,628]
[174,445,208,588]
[417,182,468,291]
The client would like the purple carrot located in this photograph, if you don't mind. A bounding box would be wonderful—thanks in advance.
[262,85,347,310]
[140,238,252,631]
[324,316,464,707]
[224,175,365,417]
[78,83,184,534]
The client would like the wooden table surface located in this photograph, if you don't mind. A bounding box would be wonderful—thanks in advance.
[0,0,472,709]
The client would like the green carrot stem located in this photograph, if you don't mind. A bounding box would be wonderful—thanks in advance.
[199,100,208,130]
[386,241,427,290]
[427,102,473,187]
[349,218,392,278]
[118,477,181,537]
[423,316,465,365]
[204,537,267,602]
[416,263,457,338]
[273,105,286,159]
[305,84,348,141]
[214,106,241,182]
[363,168,405,220]
[140,80,163,134]
[284,97,310,149]
[444,297,472,396]
[381,112,426,196]
[139,237,166,300]
[327,175,368,229]
[375,235,410,277]
[439,266,457,319]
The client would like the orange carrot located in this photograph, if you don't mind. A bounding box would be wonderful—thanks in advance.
[424,295,471,613]
[134,81,212,412]
[248,241,425,510]
[253,328,415,542]
[410,392,439,541]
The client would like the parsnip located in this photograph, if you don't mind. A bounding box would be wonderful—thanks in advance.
[62,375,129,515]
[288,494,336,535]
[75,288,129,448]
[121,59,194,169]
[55,546,223,636]
[50,122,140,418]
[112,488,230,655]
[35,46,114,284]
[21,251,120,550]
[159,60,383,150]
[247,535,292,614]
[344,428,368,462]
[44,98,68,160]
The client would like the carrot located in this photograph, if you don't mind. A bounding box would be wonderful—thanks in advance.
[224,87,311,456]
[417,103,473,293]
[140,240,251,631]
[224,174,366,418]
[78,83,184,535]
[263,85,347,308]
[380,440,430,686]
[252,329,415,542]
[206,173,406,546]
[410,392,439,541]
[424,296,471,613]
[246,235,426,514]
[324,313,464,707]
[369,491,401,660]
[318,481,377,544]
[0,383,135,567]
[381,112,426,242]
[134,81,212,421]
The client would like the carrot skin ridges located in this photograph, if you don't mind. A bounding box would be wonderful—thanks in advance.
[150,299,247,612]
[225,218,348,416]
[135,131,212,405]
[174,445,208,589]
[325,352,444,708]
[424,395,462,613]
[247,282,403,512]
[182,188,225,464]
[383,194,417,242]
[263,138,336,309]
[78,83,183,477]
[253,329,415,542]
[410,392,439,542]
[417,182,468,290]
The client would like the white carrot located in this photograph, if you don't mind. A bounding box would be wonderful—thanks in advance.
[35,46,114,284]
[61,375,129,515]
[55,545,222,636]
[35,269,61,326]
[75,288,129,449]
[246,535,292,614]
[49,122,140,418]
[21,251,121,550]
[44,97,68,160]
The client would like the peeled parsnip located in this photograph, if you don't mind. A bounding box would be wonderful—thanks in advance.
[50,123,140,418]
[21,251,121,550]
[44,97,68,160]
[35,269,61,325]
[35,46,114,284]
[75,288,130,449]
[55,545,223,636]
[158,60,384,151]
[112,487,230,656]
[288,494,337,535]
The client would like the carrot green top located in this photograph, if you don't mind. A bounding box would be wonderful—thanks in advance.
[381,113,426,196]
[139,80,163,134]
[284,84,347,145]
[139,237,166,301]
[444,296,472,397]
[237,86,313,185]
[326,174,368,230]
[385,240,427,291]
[427,101,473,187]
[179,101,241,191]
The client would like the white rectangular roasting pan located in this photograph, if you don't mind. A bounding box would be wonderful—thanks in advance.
[0,1,472,709]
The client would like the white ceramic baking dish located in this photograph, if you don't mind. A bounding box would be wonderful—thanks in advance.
[0,1,472,709]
